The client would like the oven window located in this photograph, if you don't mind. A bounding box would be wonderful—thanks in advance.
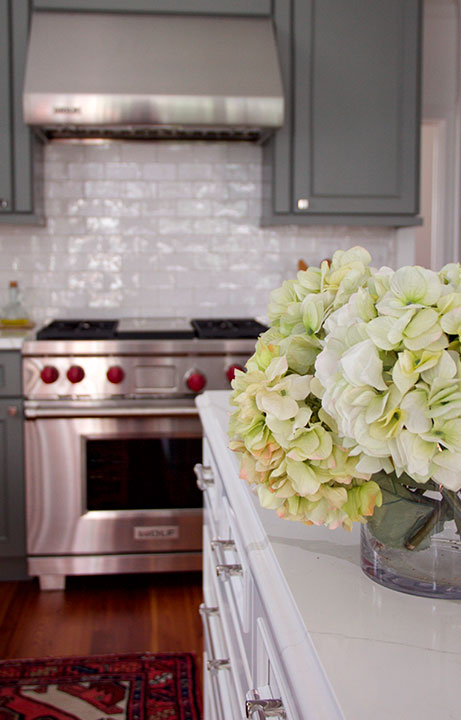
[86,437,203,510]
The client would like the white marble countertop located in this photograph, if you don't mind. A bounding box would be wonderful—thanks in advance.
[0,328,34,349]
[197,390,461,720]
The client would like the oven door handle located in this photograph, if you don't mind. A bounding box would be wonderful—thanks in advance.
[24,405,199,419]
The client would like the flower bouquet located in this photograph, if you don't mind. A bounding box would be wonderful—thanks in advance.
[228,247,461,598]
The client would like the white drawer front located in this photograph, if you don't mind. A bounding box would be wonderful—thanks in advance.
[202,438,222,522]
[202,524,243,720]
[218,496,251,633]
[250,615,294,720]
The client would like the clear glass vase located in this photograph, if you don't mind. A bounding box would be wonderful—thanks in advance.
[361,518,461,599]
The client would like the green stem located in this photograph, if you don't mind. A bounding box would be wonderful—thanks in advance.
[441,489,461,538]
[405,499,446,551]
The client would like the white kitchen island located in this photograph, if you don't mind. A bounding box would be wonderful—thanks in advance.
[196,390,460,720]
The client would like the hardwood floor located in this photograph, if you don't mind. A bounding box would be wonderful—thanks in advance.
[0,571,203,683]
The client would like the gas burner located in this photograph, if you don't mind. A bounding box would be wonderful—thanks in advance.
[191,318,268,339]
[36,319,118,340]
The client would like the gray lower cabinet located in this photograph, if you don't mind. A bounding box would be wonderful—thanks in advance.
[0,352,27,580]
[0,0,42,225]
[264,0,423,226]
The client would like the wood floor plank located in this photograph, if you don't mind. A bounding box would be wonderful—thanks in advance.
[0,573,203,675]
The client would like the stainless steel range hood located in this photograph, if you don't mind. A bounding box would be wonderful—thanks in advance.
[23,11,284,141]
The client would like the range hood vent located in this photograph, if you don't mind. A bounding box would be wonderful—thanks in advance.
[23,11,285,142]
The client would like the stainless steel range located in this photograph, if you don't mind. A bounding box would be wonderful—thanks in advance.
[22,317,264,590]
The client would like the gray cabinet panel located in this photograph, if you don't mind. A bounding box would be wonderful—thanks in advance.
[0,351,22,397]
[271,0,292,214]
[0,0,12,214]
[32,0,272,15]
[0,351,26,579]
[265,0,422,225]
[0,399,26,570]
[12,0,33,213]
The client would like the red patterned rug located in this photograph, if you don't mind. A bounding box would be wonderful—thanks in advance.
[0,652,202,720]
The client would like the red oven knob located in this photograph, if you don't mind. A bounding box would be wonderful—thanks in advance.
[185,370,207,393]
[107,365,125,384]
[40,365,59,384]
[226,364,244,383]
[67,365,85,383]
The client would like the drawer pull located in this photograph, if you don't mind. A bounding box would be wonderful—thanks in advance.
[200,604,229,671]
[211,538,236,551]
[207,658,231,672]
[246,698,287,719]
[199,604,219,618]
[216,563,243,578]
[194,463,214,491]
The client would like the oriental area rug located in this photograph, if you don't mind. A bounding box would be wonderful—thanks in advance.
[0,652,202,720]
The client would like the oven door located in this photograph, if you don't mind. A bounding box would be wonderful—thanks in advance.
[24,401,203,557]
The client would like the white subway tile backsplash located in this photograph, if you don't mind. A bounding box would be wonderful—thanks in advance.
[228,182,261,199]
[105,162,142,180]
[212,199,248,218]
[142,163,177,180]
[68,162,105,180]
[0,140,397,325]
[84,180,123,198]
[86,217,121,234]
[193,182,229,200]
[178,163,213,180]
[124,181,154,199]
[158,182,195,199]
[46,216,87,235]
[193,218,229,235]
[177,199,211,217]
[158,218,195,235]
[46,180,84,198]
[45,162,69,180]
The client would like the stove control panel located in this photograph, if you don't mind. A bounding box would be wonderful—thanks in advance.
[23,354,250,398]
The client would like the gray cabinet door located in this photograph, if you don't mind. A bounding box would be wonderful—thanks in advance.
[294,0,421,216]
[0,0,12,215]
[0,0,42,225]
[0,399,27,577]
[0,351,22,397]
[265,0,422,226]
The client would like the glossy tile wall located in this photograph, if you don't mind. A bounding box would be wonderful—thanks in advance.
[0,141,397,325]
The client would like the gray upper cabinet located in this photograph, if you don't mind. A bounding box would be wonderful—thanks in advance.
[0,0,42,225]
[264,0,423,226]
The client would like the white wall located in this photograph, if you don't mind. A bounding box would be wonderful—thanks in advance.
[0,140,397,325]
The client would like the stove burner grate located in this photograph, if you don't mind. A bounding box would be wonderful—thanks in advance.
[36,319,118,340]
[191,318,267,339]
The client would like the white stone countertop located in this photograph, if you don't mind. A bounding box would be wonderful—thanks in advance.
[0,327,34,349]
[196,390,461,720]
